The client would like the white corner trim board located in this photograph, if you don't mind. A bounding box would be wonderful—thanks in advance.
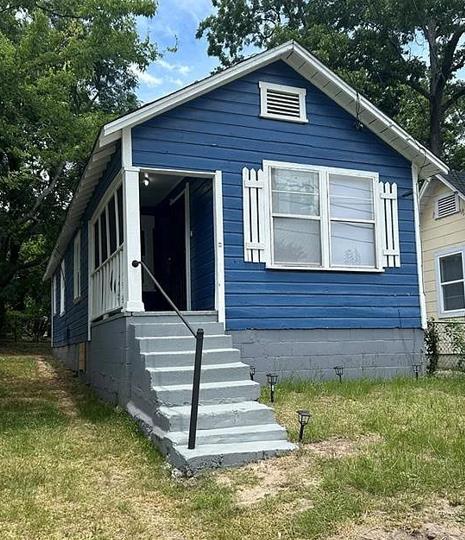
[412,164,427,329]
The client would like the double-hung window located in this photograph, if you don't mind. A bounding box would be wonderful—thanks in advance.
[73,231,81,300]
[268,162,379,270]
[437,250,465,316]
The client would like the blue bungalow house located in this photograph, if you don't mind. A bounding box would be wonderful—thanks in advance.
[44,41,448,471]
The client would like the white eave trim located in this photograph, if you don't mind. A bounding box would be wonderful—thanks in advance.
[100,40,448,178]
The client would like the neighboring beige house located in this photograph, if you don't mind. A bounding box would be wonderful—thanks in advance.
[420,171,465,320]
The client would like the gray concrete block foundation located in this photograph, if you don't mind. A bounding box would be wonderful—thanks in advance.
[229,328,424,383]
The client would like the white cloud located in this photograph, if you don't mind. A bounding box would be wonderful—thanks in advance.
[130,64,163,87]
[158,59,192,75]
[169,77,184,87]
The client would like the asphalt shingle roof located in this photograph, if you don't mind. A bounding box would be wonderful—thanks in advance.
[443,170,465,196]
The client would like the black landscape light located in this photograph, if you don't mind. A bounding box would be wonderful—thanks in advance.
[334,365,344,383]
[413,363,422,380]
[297,409,311,442]
[266,372,278,403]
[249,365,256,381]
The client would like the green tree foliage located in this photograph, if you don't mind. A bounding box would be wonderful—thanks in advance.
[0,0,158,334]
[198,0,465,165]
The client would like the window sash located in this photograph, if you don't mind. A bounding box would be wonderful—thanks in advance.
[268,164,379,270]
[73,233,81,300]
[438,251,465,314]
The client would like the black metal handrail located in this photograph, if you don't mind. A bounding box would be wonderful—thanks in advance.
[132,260,204,450]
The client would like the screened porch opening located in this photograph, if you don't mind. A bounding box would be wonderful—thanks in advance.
[139,171,215,313]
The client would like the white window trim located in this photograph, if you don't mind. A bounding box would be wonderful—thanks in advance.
[434,191,459,220]
[263,160,383,272]
[59,260,65,316]
[259,81,308,123]
[435,246,465,318]
[73,231,81,301]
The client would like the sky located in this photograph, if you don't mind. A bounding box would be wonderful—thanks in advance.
[135,0,218,104]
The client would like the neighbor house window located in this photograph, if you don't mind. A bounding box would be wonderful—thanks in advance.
[59,260,65,315]
[73,231,81,300]
[437,250,465,316]
[268,163,378,270]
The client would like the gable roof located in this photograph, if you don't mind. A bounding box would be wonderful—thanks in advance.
[443,170,465,195]
[419,170,465,211]
[44,40,449,280]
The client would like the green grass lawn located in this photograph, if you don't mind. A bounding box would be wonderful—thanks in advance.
[1,348,465,539]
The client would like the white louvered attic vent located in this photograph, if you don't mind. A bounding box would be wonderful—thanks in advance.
[436,192,459,219]
[259,81,307,123]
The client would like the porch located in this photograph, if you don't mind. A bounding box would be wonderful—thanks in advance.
[88,167,225,325]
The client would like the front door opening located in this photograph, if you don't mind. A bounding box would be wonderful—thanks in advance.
[139,172,215,312]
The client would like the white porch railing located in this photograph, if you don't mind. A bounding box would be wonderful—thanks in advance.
[91,245,125,320]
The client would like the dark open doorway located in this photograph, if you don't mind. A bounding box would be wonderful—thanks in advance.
[139,171,216,313]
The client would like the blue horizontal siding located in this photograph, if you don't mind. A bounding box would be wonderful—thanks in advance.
[132,60,421,331]
[52,146,122,347]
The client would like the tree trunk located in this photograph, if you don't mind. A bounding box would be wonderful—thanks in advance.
[429,93,443,157]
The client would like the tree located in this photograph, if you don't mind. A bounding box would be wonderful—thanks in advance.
[0,0,158,334]
[198,0,465,166]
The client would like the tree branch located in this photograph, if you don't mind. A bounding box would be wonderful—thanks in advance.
[443,85,465,111]
[19,161,66,226]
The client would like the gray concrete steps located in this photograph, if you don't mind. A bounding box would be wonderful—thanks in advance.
[147,362,250,386]
[142,348,241,368]
[133,311,218,324]
[137,334,233,352]
[153,379,260,406]
[169,440,297,473]
[128,312,295,472]
[154,401,277,432]
[132,321,225,338]
[167,423,288,446]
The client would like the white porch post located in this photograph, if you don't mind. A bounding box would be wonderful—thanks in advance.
[122,128,144,312]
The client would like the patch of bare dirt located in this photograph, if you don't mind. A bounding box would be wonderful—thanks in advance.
[330,500,465,540]
[36,357,79,417]
[355,523,465,539]
[215,434,381,507]
[216,451,319,506]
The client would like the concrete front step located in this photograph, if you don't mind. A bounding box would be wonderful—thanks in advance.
[137,334,232,353]
[147,362,251,386]
[132,321,225,338]
[154,401,277,432]
[143,348,241,368]
[169,440,297,474]
[167,423,288,446]
[153,379,260,406]
[133,311,218,324]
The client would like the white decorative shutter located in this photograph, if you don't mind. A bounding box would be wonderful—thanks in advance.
[242,167,267,263]
[378,181,400,268]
